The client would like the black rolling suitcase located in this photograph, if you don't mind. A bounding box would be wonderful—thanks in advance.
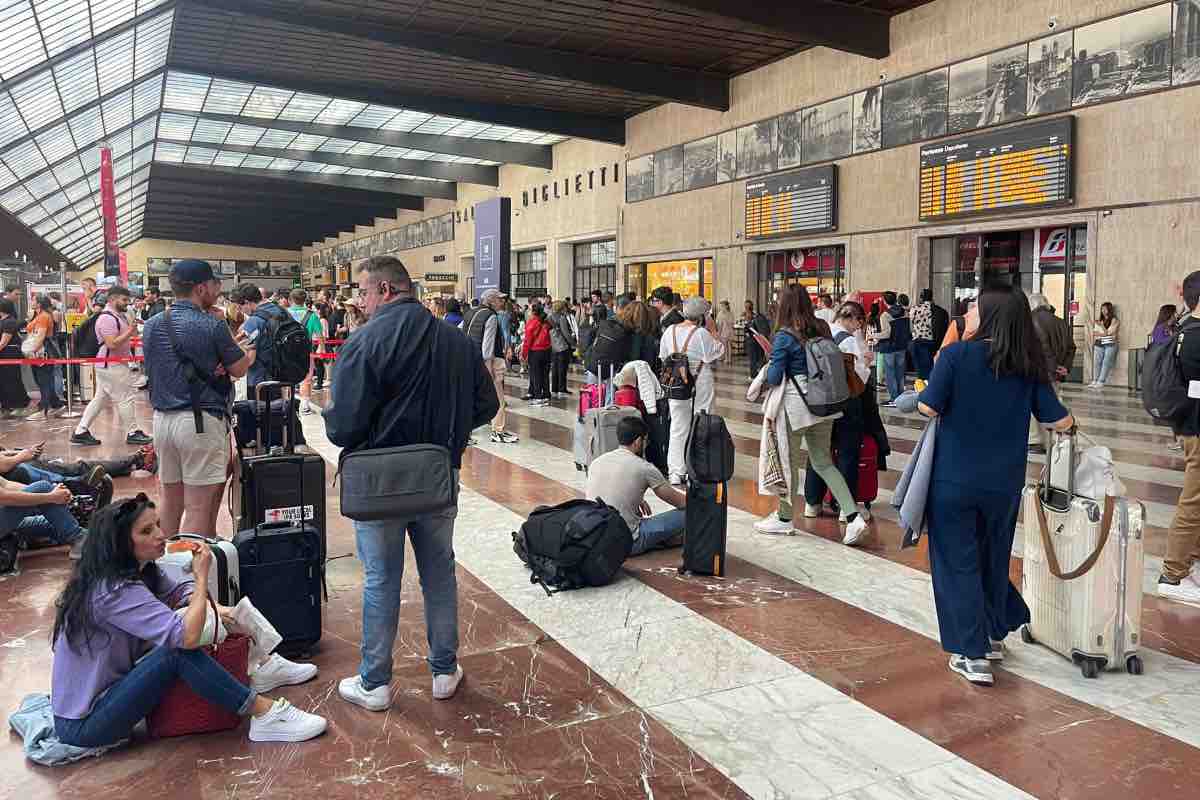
[234,521,324,656]
[682,481,727,576]
[236,382,327,552]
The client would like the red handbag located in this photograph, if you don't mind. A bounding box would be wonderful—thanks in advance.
[147,630,251,738]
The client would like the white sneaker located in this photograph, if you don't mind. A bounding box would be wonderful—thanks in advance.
[338,675,392,711]
[842,514,869,547]
[754,512,794,535]
[948,655,994,686]
[839,505,871,523]
[251,653,319,693]
[432,665,464,700]
[1158,578,1200,607]
[803,503,820,519]
[490,430,519,444]
[247,698,327,742]
[985,639,1007,662]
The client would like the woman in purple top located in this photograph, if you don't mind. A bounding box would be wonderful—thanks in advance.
[51,495,328,747]
[1150,304,1178,345]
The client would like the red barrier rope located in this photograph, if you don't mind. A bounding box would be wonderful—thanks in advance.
[14,355,144,366]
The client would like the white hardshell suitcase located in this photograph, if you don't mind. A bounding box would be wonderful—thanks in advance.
[157,534,241,606]
[584,406,643,468]
[1020,432,1144,678]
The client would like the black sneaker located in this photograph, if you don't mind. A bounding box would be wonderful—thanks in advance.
[70,430,101,447]
[126,430,153,446]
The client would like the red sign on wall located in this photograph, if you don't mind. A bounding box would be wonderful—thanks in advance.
[100,146,120,280]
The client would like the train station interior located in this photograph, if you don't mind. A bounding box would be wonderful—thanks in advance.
[2,1,1200,798]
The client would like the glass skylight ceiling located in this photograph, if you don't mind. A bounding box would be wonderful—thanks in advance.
[0,5,572,267]
[0,2,172,266]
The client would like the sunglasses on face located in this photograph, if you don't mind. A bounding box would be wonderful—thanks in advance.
[115,493,150,524]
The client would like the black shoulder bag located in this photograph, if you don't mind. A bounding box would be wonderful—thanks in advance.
[162,308,231,434]
[338,320,457,520]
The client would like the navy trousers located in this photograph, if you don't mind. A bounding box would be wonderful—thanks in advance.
[926,480,1030,659]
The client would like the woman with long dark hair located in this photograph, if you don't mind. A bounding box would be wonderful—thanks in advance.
[917,284,1074,686]
[1089,301,1119,388]
[1150,303,1177,346]
[50,495,328,748]
[27,295,64,418]
[753,286,869,544]
[521,302,553,405]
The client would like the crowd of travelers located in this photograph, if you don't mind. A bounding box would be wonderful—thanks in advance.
[6,254,1200,765]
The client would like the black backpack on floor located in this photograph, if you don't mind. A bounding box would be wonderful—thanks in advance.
[686,410,735,483]
[512,499,632,594]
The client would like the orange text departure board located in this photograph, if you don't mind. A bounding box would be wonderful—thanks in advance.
[745,165,837,239]
[919,116,1073,221]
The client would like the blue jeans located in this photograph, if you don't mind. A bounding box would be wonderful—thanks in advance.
[54,646,256,748]
[631,508,686,556]
[355,504,459,687]
[881,351,907,401]
[909,340,936,380]
[0,480,82,543]
[32,364,62,411]
[7,464,64,484]
[1093,343,1117,384]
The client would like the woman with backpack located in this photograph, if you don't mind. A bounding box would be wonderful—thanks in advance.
[753,286,869,545]
[659,297,725,486]
[547,301,577,398]
[521,302,553,406]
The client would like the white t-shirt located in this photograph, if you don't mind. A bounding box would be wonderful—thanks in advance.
[585,447,665,537]
[659,322,725,392]
[831,321,871,383]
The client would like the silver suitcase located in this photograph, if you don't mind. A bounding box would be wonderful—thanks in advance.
[583,406,642,468]
[1021,432,1144,678]
[157,534,241,606]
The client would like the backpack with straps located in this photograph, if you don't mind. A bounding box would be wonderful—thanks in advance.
[832,330,867,398]
[661,325,701,401]
[586,318,630,374]
[254,307,312,385]
[72,310,119,358]
[511,499,632,595]
[783,328,851,417]
[1143,322,1195,424]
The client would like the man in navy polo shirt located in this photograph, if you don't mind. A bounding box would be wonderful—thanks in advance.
[143,260,254,538]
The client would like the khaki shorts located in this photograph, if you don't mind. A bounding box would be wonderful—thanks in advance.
[153,410,230,486]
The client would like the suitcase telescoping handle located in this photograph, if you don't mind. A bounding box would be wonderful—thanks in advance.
[254,380,296,456]
[1035,429,1116,581]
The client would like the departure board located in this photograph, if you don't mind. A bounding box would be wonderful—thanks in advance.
[919,117,1073,221]
[745,165,837,239]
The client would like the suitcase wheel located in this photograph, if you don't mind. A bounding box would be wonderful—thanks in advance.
[1126,654,1144,676]
[1080,657,1102,679]
[1020,625,1035,645]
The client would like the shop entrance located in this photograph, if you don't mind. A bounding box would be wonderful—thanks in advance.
[751,244,845,315]
[929,225,1087,381]
[625,257,714,301]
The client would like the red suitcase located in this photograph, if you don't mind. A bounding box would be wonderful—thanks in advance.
[826,434,879,504]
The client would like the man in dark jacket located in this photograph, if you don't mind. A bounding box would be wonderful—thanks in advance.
[744,300,771,381]
[874,291,911,404]
[325,256,498,712]
[1028,292,1077,453]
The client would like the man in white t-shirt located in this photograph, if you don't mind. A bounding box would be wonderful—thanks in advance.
[815,293,837,326]
[658,296,725,485]
[585,416,687,555]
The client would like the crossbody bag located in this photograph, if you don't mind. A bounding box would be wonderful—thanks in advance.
[339,319,457,520]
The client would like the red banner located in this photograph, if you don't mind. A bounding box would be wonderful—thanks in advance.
[118,247,128,284]
[100,146,119,280]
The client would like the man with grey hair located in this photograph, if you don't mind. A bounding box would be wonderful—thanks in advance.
[1028,291,1076,453]
[658,296,725,485]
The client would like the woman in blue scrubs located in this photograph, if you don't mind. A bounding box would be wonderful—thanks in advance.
[917,284,1074,686]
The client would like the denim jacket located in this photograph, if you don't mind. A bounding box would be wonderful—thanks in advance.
[766,329,809,386]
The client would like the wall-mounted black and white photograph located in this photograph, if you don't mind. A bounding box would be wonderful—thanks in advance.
[384,228,399,252]
[353,237,369,259]
[852,87,881,153]
[626,154,654,202]
[1028,30,1075,114]
[948,43,1028,133]
[776,110,803,169]
[1073,4,1172,105]
[1175,0,1200,86]
[683,136,718,190]
[716,129,737,182]
[438,214,455,243]
[803,95,853,163]
[882,67,948,148]
[736,118,777,179]
[654,144,684,196]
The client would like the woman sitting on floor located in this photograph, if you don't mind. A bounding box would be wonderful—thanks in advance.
[50,494,328,747]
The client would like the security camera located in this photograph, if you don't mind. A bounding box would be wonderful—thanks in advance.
[879,71,887,82]
[1048,16,1058,30]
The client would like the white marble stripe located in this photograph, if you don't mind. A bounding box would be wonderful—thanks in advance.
[460,418,1200,751]
[297,406,1033,800]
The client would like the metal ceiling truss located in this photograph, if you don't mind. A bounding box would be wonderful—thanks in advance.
[663,0,890,58]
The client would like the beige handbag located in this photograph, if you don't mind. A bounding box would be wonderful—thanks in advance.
[763,422,787,495]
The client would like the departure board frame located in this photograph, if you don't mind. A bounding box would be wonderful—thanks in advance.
[745,164,838,240]
[918,116,1074,222]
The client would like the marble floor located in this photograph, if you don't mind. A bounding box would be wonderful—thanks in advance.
[2,364,1199,799]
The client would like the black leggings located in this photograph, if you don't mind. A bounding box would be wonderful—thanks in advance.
[551,351,571,394]
[528,349,552,399]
